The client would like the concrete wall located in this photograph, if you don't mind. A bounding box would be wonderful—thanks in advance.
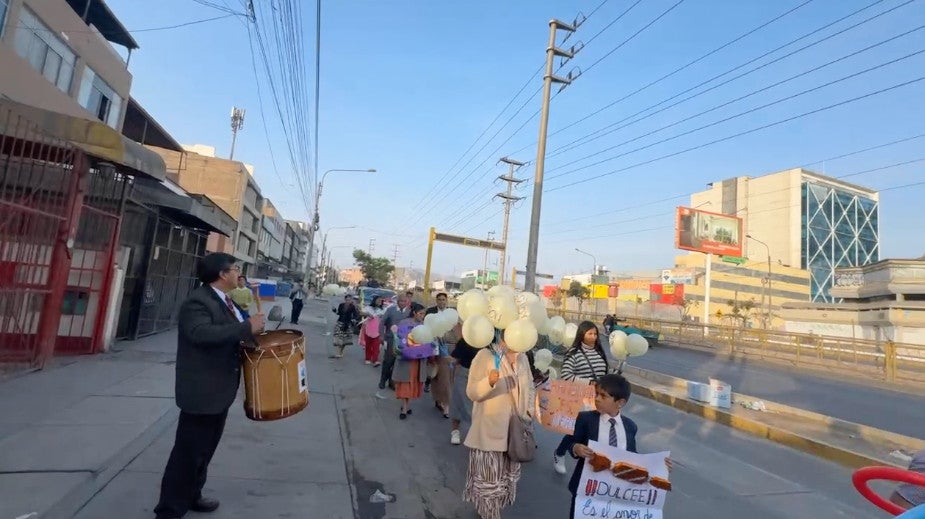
[0,0,131,128]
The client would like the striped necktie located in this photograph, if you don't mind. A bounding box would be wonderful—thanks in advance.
[225,295,236,315]
[609,417,619,447]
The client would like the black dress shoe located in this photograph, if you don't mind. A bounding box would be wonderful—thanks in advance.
[190,497,220,513]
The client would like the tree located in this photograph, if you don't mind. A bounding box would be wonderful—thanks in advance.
[678,298,693,321]
[726,298,756,327]
[352,249,394,287]
[567,280,591,314]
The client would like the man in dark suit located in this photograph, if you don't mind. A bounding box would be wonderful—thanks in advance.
[565,374,638,518]
[154,253,265,519]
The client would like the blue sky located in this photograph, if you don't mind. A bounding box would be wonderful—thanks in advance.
[110,0,924,280]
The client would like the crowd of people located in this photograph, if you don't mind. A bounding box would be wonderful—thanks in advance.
[328,289,670,519]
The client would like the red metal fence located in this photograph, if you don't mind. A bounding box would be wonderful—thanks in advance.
[0,104,128,369]
[0,104,85,368]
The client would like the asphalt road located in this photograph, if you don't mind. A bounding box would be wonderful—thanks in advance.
[629,344,925,439]
[334,326,891,517]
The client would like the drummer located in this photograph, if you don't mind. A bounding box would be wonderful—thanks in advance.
[154,253,265,519]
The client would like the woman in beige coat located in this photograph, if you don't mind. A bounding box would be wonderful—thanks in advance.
[463,333,535,519]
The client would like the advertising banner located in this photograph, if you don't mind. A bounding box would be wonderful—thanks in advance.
[675,206,743,256]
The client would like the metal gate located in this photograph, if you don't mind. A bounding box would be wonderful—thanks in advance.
[0,104,86,368]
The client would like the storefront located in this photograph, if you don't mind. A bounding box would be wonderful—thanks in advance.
[115,176,235,339]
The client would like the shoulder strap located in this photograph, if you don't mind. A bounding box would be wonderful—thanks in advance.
[577,347,601,383]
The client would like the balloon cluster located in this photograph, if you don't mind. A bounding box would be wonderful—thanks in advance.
[321,283,346,296]
[607,329,650,360]
[457,286,545,353]
[408,308,459,345]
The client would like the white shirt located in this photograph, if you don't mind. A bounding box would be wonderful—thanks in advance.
[212,286,244,323]
[598,412,627,450]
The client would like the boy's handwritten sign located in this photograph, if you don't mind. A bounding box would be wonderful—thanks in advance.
[575,441,670,519]
[537,379,596,435]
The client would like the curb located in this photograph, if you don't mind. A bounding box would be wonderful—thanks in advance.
[622,366,923,470]
[44,407,180,519]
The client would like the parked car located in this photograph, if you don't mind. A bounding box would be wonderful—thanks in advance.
[611,318,660,346]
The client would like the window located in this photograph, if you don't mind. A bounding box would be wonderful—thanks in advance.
[14,7,76,93]
[78,66,122,128]
[0,0,9,39]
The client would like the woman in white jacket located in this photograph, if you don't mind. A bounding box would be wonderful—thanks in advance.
[463,332,535,519]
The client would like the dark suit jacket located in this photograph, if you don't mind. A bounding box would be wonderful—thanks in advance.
[175,285,254,415]
[567,410,639,495]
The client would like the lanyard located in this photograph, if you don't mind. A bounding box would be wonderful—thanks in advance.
[491,346,505,370]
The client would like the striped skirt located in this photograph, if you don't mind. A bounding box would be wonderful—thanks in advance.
[464,449,521,519]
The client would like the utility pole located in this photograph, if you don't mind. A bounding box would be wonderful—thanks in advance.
[524,17,583,292]
[229,107,245,160]
[368,238,375,255]
[392,244,400,264]
[482,231,496,289]
[496,157,525,285]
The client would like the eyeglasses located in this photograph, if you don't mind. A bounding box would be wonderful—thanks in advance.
[224,265,241,273]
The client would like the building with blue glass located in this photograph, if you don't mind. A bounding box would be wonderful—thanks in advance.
[691,168,879,304]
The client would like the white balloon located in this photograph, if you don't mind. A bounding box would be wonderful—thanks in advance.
[626,334,649,357]
[458,291,489,321]
[322,283,339,295]
[609,330,628,360]
[487,294,518,330]
[534,349,553,371]
[487,285,514,298]
[441,308,460,329]
[410,325,434,345]
[527,300,548,331]
[546,367,559,380]
[563,322,579,346]
[547,315,566,336]
[423,313,442,334]
[462,315,495,348]
[504,318,538,353]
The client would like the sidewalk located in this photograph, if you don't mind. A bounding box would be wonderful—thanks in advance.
[0,297,350,519]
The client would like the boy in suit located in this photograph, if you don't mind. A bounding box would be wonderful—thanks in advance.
[564,374,671,518]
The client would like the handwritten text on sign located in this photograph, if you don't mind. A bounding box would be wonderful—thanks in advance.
[576,441,670,519]
[537,379,596,435]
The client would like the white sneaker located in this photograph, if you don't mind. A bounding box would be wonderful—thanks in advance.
[450,430,461,445]
[364,360,372,365]
[553,455,567,474]
[375,391,386,400]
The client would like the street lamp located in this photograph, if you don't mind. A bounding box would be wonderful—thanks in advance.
[317,226,356,285]
[746,234,772,329]
[575,248,597,276]
[306,168,376,278]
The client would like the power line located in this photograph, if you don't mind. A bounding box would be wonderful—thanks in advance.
[582,0,688,75]
[546,45,925,179]
[545,0,909,161]
[543,134,925,230]
[509,0,817,159]
[546,75,925,192]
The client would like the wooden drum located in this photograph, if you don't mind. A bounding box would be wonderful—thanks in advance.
[242,329,309,421]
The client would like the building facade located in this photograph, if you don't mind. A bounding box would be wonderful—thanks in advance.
[0,0,135,130]
[781,259,925,345]
[147,145,265,275]
[691,168,879,303]
[255,199,285,278]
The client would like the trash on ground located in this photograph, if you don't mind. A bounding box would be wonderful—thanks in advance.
[739,400,767,412]
[370,489,395,503]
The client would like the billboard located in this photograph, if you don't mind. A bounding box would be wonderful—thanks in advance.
[649,283,685,305]
[675,206,743,256]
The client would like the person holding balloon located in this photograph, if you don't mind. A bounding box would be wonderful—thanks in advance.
[360,295,387,366]
[392,302,430,419]
[553,321,611,475]
[458,286,538,519]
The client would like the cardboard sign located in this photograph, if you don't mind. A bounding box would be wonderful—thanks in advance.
[537,379,596,435]
[575,441,670,519]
